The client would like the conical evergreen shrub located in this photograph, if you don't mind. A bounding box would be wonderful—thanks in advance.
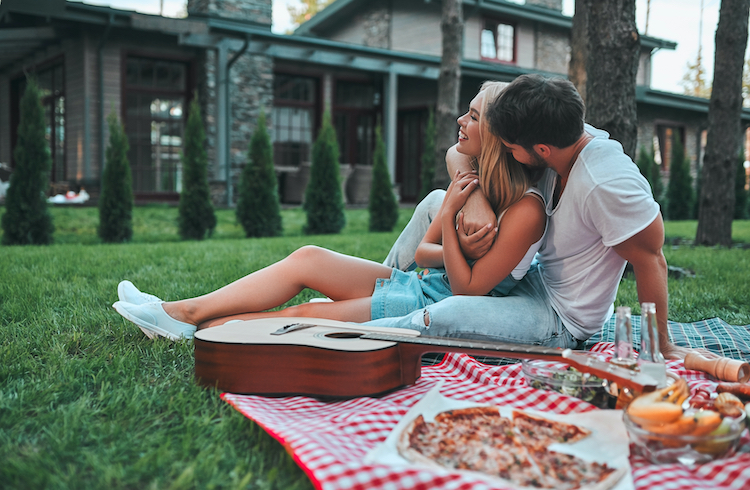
[178,96,216,240]
[236,111,282,237]
[304,111,345,235]
[419,108,436,201]
[666,132,694,220]
[636,145,664,211]
[735,151,748,219]
[2,79,55,245]
[368,126,399,232]
[98,110,133,243]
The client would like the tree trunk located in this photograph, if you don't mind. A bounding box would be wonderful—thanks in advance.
[432,0,463,189]
[584,0,639,159]
[696,0,750,246]
[568,0,588,103]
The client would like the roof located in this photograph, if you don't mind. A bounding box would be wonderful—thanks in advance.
[293,0,677,51]
[636,86,750,122]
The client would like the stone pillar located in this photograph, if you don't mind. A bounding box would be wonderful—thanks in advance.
[187,0,273,206]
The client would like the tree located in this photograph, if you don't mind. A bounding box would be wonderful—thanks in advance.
[636,145,664,210]
[666,131,694,220]
[735,152,749,219]
[98,110,133,243]
[1,79,55,245]
[287,0,334,29]
[368,126,399,232]
[419,108,437,201]
[236,112,283,237]
[681,55,712,98]
[432,0,463,189]
[304,111,345,235]
[696,0,750,246]
[178,96,216,240]
[584,0,640,159]
[568,0,588,102]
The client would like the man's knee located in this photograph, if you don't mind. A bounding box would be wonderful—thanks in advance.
[419,189,446,221]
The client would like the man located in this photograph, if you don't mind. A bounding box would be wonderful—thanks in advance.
[374,74,694,359]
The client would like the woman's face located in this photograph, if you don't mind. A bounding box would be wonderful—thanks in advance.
[456,91,484,157]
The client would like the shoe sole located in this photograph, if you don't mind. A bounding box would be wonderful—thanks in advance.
[112,302,187,341]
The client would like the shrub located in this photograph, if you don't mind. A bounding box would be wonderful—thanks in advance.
[419,108,437,201]
[636,145,664,210]
[368,126,399,232]
[236,111,282,237]
[98,110,133,243]
[178,96,216,240]
[735,152,749,220]
[2,78,55,245]
[665,132,694,220]
[304,111,345,234]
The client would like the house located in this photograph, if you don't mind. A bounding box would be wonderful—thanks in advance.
[0,0,746,206]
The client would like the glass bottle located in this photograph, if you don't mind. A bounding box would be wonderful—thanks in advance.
[638,302,667,387]
[611,306,637,369]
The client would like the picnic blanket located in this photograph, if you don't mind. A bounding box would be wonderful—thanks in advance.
[223,340,750,490]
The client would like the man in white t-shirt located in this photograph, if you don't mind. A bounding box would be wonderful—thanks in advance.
[371,74,699,360]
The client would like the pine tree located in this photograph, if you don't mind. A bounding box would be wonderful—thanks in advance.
[98,110,133,243]
[636,145,663,210]
[735,152,749,219]
[236,112,283,237]
[1,79,55,245]
[304,111,345,235]
[178,96,216,240]
[419,109,436,201]
[666,132,694,220]
[368,126,399,232]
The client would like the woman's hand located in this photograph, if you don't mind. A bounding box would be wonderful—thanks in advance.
[443,170,479,221]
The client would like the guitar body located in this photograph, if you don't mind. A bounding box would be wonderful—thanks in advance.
[194,318,423,397]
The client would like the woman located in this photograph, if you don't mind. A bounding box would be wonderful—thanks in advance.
[113,82,547,341]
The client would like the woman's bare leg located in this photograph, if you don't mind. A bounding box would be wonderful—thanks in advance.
[162,246,392,325]
[198,297,374,328]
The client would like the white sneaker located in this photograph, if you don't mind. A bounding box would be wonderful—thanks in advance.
[113,301,196,341]
[117,280,162,305]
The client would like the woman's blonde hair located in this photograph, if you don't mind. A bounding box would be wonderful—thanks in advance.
[475,81,538,216]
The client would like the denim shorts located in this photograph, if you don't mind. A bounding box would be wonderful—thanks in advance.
[371,268,453,320]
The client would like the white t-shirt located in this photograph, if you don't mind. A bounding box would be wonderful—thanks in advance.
[536,125,660,340]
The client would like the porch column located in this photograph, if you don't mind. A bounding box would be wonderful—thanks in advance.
[216,41,228,186]
[385,69,397,184]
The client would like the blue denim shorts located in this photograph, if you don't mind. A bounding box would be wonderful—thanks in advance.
[371,268,453,320]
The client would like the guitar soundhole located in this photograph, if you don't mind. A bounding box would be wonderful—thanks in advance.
[324,332,364,339]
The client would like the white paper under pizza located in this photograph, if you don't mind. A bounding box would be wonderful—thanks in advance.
[365,382,634,490]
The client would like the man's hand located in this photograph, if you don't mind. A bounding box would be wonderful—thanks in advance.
[661,342,722,361]
[457,213,495,260]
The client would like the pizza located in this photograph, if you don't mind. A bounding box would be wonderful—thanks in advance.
[397,406,625,490]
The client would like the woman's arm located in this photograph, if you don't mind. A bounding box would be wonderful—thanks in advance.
[442,193,546,296]
[414,205,446,268]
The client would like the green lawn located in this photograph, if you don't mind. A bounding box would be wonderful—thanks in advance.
[1,205,749,489]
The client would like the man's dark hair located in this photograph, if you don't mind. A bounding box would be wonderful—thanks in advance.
[486,74,585,150]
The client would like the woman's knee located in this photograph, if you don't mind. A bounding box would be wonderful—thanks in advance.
[288,245,328,264]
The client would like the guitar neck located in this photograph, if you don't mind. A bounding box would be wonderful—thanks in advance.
[362,332,658,393]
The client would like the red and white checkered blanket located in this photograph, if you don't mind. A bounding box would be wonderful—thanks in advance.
[222,343,750,490]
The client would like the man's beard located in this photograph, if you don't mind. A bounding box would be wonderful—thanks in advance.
[526,150,549,169]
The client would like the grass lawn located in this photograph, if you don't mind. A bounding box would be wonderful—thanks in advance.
[2,204,749,489]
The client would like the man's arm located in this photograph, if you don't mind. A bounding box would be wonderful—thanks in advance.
[445,145,497,259]
[611,214,717,360]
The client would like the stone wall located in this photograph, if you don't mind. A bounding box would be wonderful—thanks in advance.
[534,25,570,75]
[526,0,563,11]
[362,7,391,49]
[187,0,271,24]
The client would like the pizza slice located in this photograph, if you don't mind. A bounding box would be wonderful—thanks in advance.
[512,410,591,449]
[525,448,626,490]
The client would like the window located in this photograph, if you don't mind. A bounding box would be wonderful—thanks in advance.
[654,125,685,172]
[272,75,317,167]
[11,61,66,183]
[481,19,516,63]
[124,56,188,194]
[333,80,380,165]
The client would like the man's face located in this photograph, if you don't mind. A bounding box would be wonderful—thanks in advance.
[501,140,548,169]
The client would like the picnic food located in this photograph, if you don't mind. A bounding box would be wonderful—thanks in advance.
[716,382,750,400]
[397,406,624,490]
[521,359,613,409]
[626,378,689,428]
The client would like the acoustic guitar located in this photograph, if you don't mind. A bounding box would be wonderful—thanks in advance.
[194,317,659,398]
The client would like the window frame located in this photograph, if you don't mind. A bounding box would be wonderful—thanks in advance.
[271,72,321,169]
[479,17,518,65]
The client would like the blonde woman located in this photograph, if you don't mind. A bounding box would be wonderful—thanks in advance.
[113,82,546,341]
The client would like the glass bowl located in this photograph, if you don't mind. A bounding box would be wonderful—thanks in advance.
[623,410,746,465]
[521,358,614,409]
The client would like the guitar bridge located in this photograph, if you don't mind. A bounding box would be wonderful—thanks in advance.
[271,323,317,335]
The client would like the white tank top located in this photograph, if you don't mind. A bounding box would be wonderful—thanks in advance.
[497,187,547,281]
